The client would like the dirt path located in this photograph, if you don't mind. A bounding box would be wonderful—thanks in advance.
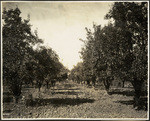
[3,80,147,119]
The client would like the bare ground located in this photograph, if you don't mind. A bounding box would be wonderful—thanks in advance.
[3,80,148,119]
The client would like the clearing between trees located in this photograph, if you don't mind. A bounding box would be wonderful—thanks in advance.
[3,80,147,119]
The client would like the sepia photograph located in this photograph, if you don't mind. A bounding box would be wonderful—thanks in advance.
[1,0,149,120]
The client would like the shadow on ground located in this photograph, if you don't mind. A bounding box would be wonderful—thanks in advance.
[114,97,147,111]
[3,109,12,113]
[64,83,76,88]
[108,89,135,96]
[26,98,95,107]
[52,91,83,95]
[115,100,134,105]
[52,88,81,91]
[109,88,147,97]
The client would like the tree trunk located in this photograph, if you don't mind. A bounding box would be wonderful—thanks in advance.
[103,79,111,93]
[46,82,49,89]
[31,81,34,87]
[132,78,143,109]
[87,80,90,86]
[38,86,41,92]
[134,88,141,109]
[92,76,96,87]
[38,82,42,92]
[122,81,125,88]
[15,96,19,103]
[12,81,22,104]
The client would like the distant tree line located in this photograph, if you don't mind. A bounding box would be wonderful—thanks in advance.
[70,2,148,109]
[2,7,68,103]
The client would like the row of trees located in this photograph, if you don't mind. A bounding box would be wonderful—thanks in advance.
[3,7,68,103]
[70,2,148,109]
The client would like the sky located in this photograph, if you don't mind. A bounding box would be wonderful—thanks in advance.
[2,1,113,70]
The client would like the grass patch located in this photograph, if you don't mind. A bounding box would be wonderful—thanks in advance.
[26,98,95,107]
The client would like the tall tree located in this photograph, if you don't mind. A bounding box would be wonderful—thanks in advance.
[3,7,43,102]
[105,2,148,108]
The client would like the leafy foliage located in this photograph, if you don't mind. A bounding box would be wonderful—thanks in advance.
[3,7,43,101]
[2,7,66,101]
[106,2,148,108]
[70,2,148,109]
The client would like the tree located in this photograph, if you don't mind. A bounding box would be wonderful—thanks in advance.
[80,24,117,90]
[105,2,148,109]
[78,2,147,110]
[32,46,64,90]
[79,26,99,86]
[3,7,43,102]
[70,62,84,84]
